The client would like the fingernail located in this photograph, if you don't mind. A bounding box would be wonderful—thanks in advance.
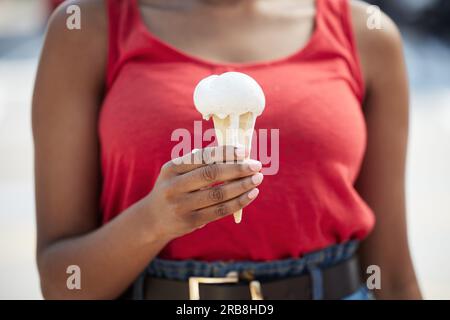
[235,147,246,159]
[248,160,262,172]
[251,173,264,185]
[248,188,260,199]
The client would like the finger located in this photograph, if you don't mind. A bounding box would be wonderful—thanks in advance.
[190,188,260,226]
[173,159,262,192]
[184,173,264,210]
[161,145,247,176]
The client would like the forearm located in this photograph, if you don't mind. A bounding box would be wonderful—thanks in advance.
[37,199,170,299]
[359,236,422,300]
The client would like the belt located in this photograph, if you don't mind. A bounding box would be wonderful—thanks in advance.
[140,256,361,300]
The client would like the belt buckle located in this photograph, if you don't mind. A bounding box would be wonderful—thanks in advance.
[188,271,264,300]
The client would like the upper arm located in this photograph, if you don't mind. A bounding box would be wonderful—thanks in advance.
[350,1,417,291]
[351,1,409,197]
[33,0,107,255]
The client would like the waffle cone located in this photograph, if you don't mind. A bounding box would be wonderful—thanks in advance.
[212,112,256,223]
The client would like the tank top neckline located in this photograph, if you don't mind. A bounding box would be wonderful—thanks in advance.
[131,0,324,68]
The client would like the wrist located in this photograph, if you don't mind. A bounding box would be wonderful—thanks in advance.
[133,195,175,246]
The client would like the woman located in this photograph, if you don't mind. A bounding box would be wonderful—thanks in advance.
[33,0,422,299]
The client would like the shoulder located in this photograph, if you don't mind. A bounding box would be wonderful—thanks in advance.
[349,0,402,50]
[349,0,405,90]
[47,0,107,37]
[45,0,107,68]
[34,0,108,118]
[41,0,108,91]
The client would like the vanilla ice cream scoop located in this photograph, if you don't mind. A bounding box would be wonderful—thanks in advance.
[193,72,265,120]
[193,72,266,224]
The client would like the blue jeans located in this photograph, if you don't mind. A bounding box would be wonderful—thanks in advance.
[343,285,373,300]
[134,240,373,300]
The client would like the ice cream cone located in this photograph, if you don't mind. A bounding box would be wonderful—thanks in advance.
[193,71,265,225]
[213,112,256,223]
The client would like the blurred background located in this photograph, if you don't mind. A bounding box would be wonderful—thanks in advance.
[0,0,449,299]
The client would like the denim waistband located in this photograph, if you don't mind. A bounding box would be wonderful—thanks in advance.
[146,240,359,281]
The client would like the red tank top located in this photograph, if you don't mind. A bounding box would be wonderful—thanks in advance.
[100,0,375,261]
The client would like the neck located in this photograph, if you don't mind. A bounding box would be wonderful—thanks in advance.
[140,0,315,13]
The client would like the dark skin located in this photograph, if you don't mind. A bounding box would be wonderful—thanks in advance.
[33,0,421,299]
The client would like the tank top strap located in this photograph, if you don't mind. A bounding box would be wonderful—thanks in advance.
[105,0,145,89]
[315,0,366,102]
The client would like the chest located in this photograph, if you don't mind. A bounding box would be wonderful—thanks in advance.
[99,60,367,177]
[138,1,316,63]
